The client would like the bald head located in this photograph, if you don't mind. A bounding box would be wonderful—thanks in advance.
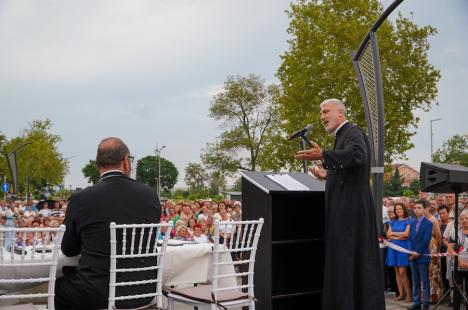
[96,137,130,170]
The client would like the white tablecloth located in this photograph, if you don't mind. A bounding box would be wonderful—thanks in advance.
[0,243,235,294]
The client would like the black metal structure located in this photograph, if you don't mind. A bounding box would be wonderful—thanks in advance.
[352,0,404,230]
[240,171,325,309]
[420,162,468,310]
[5,142,31,195]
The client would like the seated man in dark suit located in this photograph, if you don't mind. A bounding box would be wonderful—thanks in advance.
[55,137,161,309]
[407,200,433,310]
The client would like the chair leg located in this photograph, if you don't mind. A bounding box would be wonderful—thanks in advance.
[210,303,217,310]
[249,299,255,310]
[167,296,174,310]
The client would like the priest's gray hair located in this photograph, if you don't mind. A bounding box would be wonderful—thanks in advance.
[320,98,347,117]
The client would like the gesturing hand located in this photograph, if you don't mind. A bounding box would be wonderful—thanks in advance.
[309,164,326,180]
[295,142,324,161]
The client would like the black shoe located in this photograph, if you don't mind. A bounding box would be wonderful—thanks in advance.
[407,304,421,310]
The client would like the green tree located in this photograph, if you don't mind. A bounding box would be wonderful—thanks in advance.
[408,179,420,196]
[136,156,178,192]
[267,0,440,170]
[433,134,468,167]
[184,163,208,193]
[208,171,227,196]
[0,119,68,194]
[82,160,100,185]
[202,74,281,174]
[230,177,242,192]
[384,168,403,197]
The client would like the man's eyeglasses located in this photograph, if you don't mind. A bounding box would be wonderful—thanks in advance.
[128,155,135,164]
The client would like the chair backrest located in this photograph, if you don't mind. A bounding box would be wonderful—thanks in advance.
[0,225,66,309]
[108,222,172,310]
[211,218,264,302]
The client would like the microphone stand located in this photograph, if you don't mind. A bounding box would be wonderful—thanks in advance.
[299,134,313,174]
[300,140,308,173]
[434,189,468,310]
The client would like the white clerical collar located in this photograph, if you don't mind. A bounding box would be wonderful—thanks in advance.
[332,120,348,136]
[100,169,125,177]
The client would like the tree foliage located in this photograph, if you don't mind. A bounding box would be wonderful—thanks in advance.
[82,160,100,185]
[265,0,440,170]
[384,168,403,197]
[433,134,468,167]
[409,179,420,196]
[208,171,227,196]
[136,156,178,192]
[202,74,281,174]
[230,177,242,192]
[184,163,208,193]
[0,119,68,195]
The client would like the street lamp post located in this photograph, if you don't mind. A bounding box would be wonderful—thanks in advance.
[430,118,442,162]
[155,143,166,198]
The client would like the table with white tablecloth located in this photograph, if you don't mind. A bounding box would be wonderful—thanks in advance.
[0,243,236,294]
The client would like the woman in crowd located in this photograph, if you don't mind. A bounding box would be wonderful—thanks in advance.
[197,217,208,235]
[205,215,215,240]
[187,217,197,237]
[386,202,412,302]
[175,226,193,241]
[383,205,398,294]
[447,210,468,309]
[231,202,242,221]
[425,200,443,303]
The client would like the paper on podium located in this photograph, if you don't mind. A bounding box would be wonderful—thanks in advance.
[266,173,310,191]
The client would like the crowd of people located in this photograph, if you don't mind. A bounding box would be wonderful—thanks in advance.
[0,197,242,248]
[3,177,468,309]
[0,199,67,249]
[159,199,242,242]
[383,191,468,309]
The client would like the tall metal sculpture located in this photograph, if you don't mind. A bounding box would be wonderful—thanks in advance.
[352,0,404,229]
[5,142,31,195]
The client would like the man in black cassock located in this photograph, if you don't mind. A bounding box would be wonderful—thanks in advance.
[295,99,385,310]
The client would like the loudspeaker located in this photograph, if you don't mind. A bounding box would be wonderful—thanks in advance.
[420,162,468,193]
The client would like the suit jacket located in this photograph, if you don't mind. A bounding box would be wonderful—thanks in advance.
[60,171,161,309]
[409,216,433,264]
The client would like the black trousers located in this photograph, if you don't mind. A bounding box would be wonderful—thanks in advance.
[55,267,107,310]
[441,256,450,292]
[55,266,155,310]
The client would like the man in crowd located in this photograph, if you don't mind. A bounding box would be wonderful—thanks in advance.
[438,204,452,299]
[445,193,456,220]
[408,200,433,310]
[55,137,161,309]
[295,98,384,310]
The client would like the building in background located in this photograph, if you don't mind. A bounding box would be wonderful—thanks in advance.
[385,163,420,187]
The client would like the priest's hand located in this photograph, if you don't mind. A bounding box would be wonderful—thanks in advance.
[309,164,326,180]
[295,142,324,161]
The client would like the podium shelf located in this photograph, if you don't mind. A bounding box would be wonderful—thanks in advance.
[272,238,323,245]
[272,291,322,299]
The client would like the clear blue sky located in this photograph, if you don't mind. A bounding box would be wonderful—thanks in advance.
[0,0,466,189]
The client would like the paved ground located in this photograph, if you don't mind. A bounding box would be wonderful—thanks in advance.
[385,292,452,310]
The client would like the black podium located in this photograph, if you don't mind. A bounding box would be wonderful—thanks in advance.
[240,171,325,310]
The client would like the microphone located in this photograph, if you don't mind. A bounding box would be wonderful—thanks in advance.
[288,124,313,141]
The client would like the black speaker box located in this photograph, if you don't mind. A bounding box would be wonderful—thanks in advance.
[420,162,468,193]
